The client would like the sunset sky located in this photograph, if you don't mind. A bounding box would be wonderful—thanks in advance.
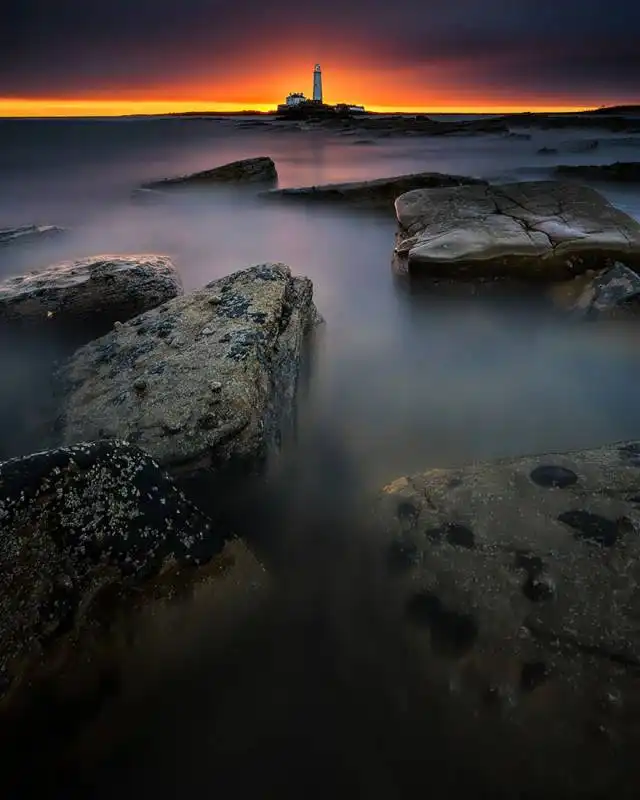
[3,0,639,116]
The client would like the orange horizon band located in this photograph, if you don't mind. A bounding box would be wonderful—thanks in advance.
[0,98,599,117]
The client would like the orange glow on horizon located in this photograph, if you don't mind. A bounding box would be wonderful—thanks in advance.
[0,97,597,117]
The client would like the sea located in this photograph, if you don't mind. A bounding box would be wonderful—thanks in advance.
[2,114,640,797]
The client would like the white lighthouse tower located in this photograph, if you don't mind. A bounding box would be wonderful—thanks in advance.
[313,64,323,103]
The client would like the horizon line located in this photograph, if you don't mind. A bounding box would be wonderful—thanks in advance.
[0,98,612,118]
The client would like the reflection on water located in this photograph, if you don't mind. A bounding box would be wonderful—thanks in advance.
[2,118,640,797]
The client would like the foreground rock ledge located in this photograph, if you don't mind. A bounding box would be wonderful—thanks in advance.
[0,254,183,339]
[52,263,319,487]
[261,172,486,211]
[373,441,640,793]
[393,180,640,279]
[142,156,278,189]
[0,439,225,703]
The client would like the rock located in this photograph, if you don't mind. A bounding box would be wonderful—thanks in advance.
[50,263,319,493]
[0,439,224,703]
[346,115,510,137]
[570,262,640,319]
[262,172,487,212]
[555,162,640,183]
[0,225,65,247]
[142,156,278,189]
[537,146,558,155]
[0,254,183,339]
[502,111,640,133]
[393,180,640,279]
[373,440,640,793]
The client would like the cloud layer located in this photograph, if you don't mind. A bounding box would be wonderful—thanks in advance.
[3,0,639,106]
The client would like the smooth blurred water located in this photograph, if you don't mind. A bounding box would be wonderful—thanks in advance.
[4,117,640,798]
[2,118,640,481]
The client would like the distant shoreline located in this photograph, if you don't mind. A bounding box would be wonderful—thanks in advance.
[0,104,638,121]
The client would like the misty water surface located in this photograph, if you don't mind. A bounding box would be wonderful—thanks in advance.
[2,117,640,481]
[3,117,640,798]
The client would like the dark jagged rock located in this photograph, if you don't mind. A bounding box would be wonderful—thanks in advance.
[393,180,640,279]
[501,111,640,132]
[555,161,640,183]
[372,440,640,794]
[0,225,65,247]
[50,264,320,492]
[261,172,486,211]
[0,254,182,339]
[141,156,278,189]
[343,115,510,137]
[0,439,224,701]
[570,262,640,319]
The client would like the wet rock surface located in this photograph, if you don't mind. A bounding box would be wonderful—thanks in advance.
[570,262,640,320]
[555,161,640,183]
[0,254,183,340]
[0,224,65,247]
[261,172,486,211]
[373,441,640,794]
[0,439,224,704]
[393,180,640,279]
[50,263,319,494]
[142,156,277,189]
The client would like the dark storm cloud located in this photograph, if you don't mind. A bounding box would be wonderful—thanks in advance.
[2,0,639,97]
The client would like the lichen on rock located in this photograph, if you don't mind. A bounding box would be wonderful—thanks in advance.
[50,263,320,489]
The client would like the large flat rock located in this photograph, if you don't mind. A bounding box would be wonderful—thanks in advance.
[393,180,640,279]
[262,172,486,211]
[0,254,182,340]
[371,441,640,793]
[51,263,319,490]
[142,156,277,189]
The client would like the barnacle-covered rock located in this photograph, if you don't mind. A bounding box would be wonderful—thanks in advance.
[0,439,224,701]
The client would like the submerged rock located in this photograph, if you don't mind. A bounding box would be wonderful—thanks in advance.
[262,172,486,211]
[570,262,640,319]
[0,439,223,702]
[51,263,319,491]
[0,254,182,340]
[0,225,65,247]
[373,440,640,794]
[555,161,640,183]
[142,156,278,189]
[393,180,640,279]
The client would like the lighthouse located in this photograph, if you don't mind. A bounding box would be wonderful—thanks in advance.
[313,64,323,103]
